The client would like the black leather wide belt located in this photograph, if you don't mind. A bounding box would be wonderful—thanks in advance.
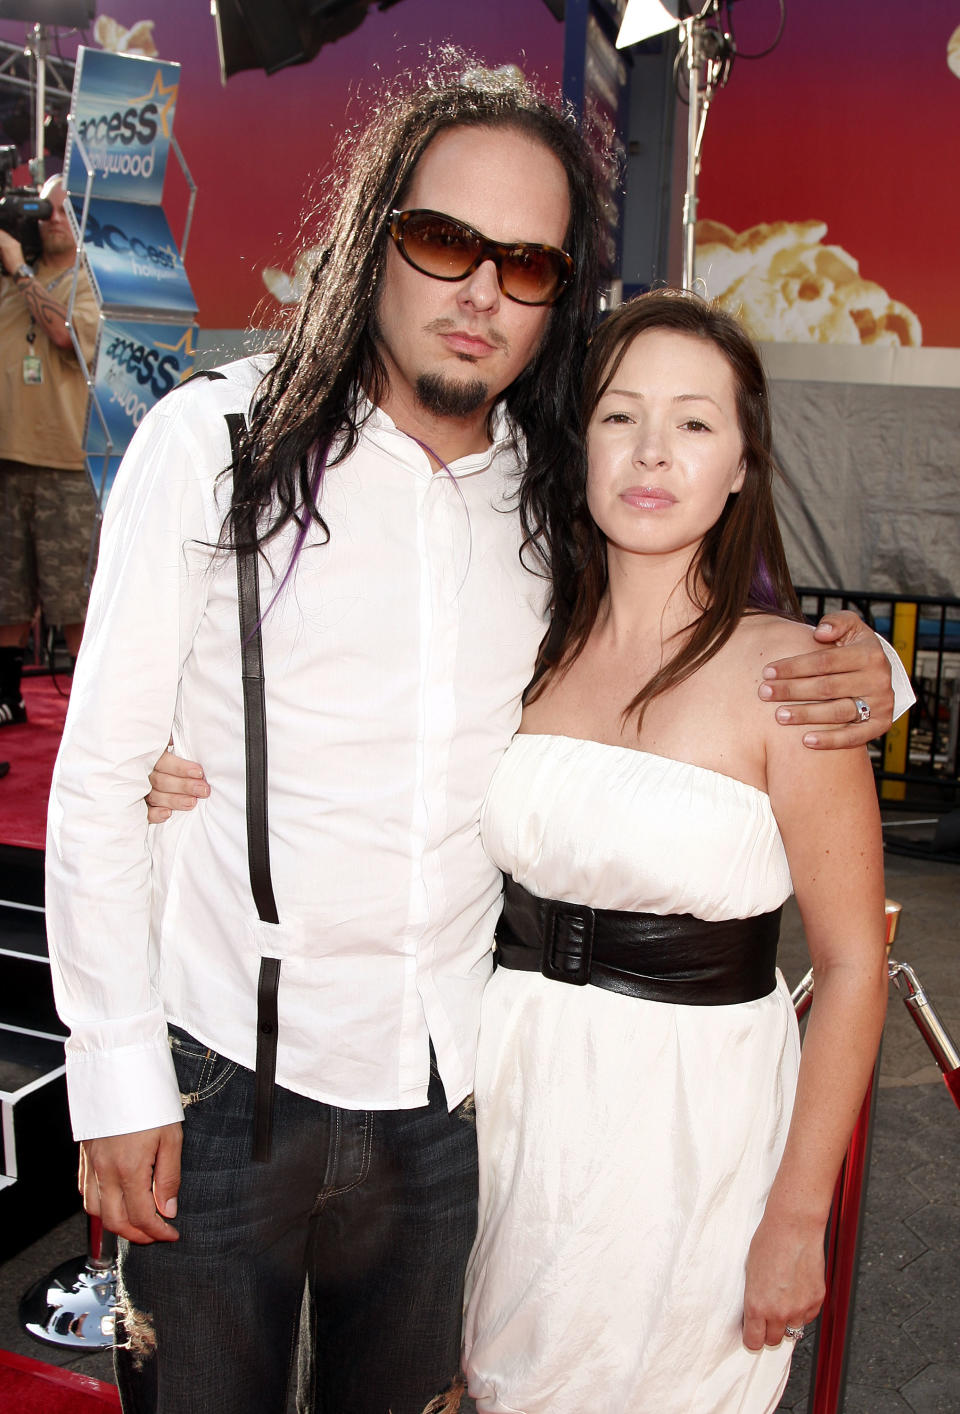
[495,876,781,1006]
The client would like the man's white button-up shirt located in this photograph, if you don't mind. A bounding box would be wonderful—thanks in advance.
[46,359,550,1140]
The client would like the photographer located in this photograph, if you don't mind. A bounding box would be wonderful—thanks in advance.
[0,174,98,725]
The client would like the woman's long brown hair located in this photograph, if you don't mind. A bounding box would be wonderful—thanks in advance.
[528,290,801,729]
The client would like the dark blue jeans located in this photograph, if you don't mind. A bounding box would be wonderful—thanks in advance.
[115,1027,478,1414]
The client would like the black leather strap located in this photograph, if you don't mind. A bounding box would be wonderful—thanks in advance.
[496,876,781,1006]
[178,368,227,387]
[223,412,280,927]
[179,373,282,1162]
[222,401,281,1163]
[253,956,282,1162]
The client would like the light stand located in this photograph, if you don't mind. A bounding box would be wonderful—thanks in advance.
[28,23,46,185]
[679,13,729,289]
[618,0,734,290]
[0,24,75,180]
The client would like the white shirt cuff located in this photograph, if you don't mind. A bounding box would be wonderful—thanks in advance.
[877,634,916,721]
[65,1039,184,1142]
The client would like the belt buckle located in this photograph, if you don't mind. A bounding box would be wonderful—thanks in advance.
[542,902,595,986]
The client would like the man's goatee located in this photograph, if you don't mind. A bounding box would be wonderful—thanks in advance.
[415,373,488,419]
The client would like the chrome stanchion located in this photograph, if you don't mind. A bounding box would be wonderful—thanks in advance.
[808,1055,882,1414]
[796,902,960,1414]
[19,1214,117,1349]
[888,960,960,1104]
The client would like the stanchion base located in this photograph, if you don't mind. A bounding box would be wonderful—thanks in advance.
[19,1253,117,1349]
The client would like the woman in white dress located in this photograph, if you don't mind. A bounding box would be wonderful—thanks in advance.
[462,292,888,1414]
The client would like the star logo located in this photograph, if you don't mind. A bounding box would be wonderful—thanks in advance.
[153,325,198,371]
[131,70,179,140]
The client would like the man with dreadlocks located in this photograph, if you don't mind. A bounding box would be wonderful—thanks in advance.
[46,64,905,1414]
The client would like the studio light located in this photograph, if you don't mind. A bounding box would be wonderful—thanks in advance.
[0,1,95,22]
[617,0,730,291]
[211,0,405,81]
[616,1,688,47]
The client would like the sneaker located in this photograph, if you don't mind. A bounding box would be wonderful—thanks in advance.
[0,696,26,727]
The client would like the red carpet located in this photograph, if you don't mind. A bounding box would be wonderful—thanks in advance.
[0,1350,120,1411]
[0,673,70,852]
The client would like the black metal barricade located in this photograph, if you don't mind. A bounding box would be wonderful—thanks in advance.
[796,589,960,808]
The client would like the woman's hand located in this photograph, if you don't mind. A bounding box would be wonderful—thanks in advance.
[146,742,209,823]
[742,1210,826,1351]
[758,609,896,748]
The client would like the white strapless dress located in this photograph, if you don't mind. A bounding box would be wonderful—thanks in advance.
[462,734,802,1414]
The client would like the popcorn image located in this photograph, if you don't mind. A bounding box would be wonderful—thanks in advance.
[94,16,159,59]
[262,248,322,305]
[948,24,960,79]
[695,219,922,346]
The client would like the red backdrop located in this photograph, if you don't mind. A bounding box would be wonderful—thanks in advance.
[3,2,956,345]
[697,0,959,348]
[0,1,563,330]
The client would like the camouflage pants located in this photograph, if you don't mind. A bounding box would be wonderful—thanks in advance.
[0,460,99,626]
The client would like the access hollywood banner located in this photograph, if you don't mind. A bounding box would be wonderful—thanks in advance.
[61,46,198,505]
[71,196,196,317]
[63,47,179,205]
[85,317,198,503]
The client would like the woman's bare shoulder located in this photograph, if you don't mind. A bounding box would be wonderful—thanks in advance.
[727,612,817,681]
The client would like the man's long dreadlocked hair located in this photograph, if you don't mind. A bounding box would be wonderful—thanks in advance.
[225,60,604,602]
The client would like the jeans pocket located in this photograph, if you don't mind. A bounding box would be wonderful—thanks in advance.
[168,1026,239,1107]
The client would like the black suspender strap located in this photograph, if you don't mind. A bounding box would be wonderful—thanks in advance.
[221,404,282,1164]
[231,529,280,923]
[253,956,282,1160]
[174,372,283,1161]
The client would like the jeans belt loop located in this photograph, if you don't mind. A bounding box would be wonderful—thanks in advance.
[541,900,595,986]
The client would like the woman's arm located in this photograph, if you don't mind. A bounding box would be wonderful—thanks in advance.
[742,666,888,1350]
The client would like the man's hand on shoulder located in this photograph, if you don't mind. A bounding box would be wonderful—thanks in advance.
[757,609,895,750]
[146,742,210,823]
[80,1124,182,1244]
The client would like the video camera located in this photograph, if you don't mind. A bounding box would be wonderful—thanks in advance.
[0,145,52,262]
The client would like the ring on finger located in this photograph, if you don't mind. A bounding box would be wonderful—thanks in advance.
[853,697,870,723]
[784,1324,805,1341]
